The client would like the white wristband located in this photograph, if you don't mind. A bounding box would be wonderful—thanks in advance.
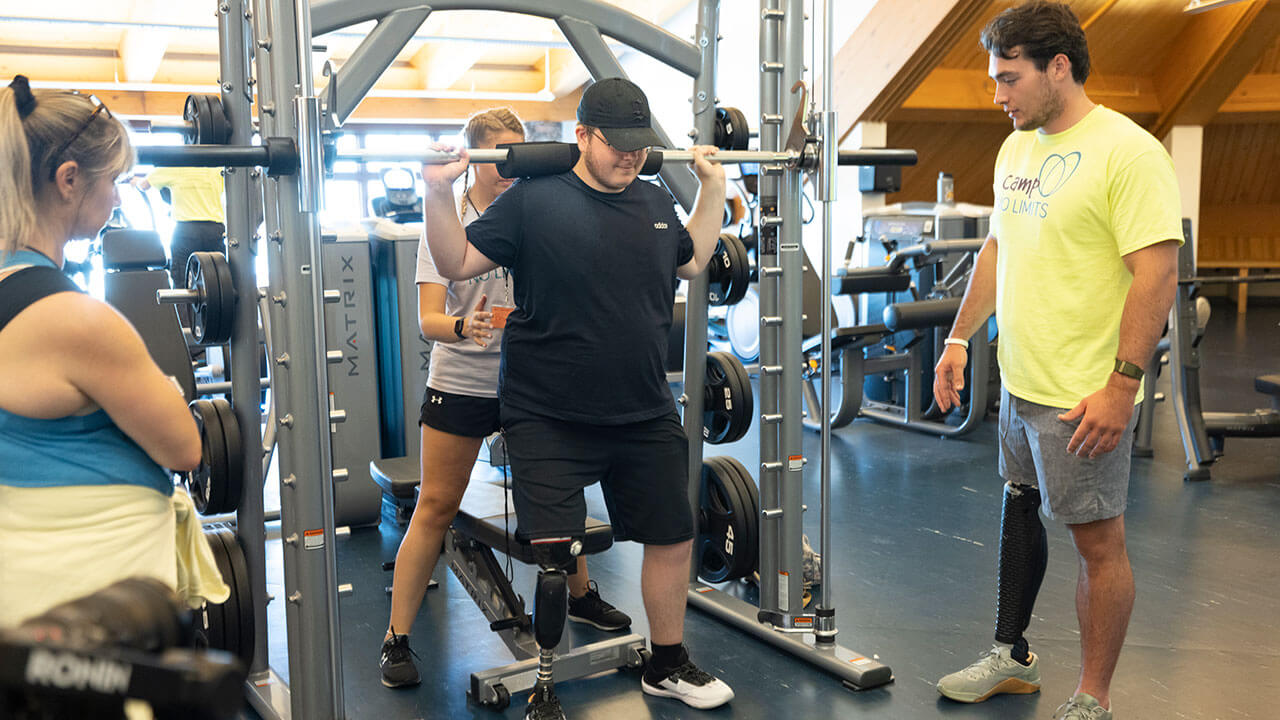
[943,337,969,350]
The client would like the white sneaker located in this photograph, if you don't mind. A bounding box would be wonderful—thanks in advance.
[641,658,734,709]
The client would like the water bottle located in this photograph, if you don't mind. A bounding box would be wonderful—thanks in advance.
[937,172,955,206]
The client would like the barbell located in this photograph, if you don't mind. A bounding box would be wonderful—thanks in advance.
[339,143,917,177]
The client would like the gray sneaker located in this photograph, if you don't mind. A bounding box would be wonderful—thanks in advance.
[937,645,1041,703]
[1053,693,1113,719]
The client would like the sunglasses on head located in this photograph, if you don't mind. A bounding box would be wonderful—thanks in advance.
[47,94,113,181]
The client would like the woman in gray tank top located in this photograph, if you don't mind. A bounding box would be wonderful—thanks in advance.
[379,109,629,689]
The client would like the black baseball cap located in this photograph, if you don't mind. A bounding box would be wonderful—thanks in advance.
[576,77,666,152]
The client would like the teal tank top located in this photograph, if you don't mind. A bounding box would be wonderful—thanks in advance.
[0,250,173,496]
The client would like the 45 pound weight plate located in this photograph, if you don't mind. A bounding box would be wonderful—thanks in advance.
[697,457,757,582]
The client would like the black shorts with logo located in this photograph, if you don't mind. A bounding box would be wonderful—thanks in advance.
[419,386,501,438]
[499,404,694,545]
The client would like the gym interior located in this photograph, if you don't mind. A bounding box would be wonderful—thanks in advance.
[1,1,1278,719]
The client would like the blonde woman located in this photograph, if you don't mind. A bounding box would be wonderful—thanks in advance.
[0,76,201,627]
[381,108,629,688]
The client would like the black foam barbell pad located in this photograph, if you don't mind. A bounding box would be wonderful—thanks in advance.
[495,141,581,179]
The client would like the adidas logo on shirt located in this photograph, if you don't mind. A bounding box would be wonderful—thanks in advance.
[654,222,669,230]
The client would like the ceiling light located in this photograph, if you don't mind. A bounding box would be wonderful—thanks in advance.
[1183,0,1251,14]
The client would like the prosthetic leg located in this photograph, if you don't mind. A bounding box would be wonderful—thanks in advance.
[995,482,1048,664]
[526,537,582,720]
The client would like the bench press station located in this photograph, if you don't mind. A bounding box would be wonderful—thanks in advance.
[370,457,647,710]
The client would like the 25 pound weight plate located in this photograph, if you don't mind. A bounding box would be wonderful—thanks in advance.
[703,351,753,444]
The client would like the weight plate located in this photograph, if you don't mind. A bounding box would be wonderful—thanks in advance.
[182,95,200,145]
[214,529,241,663]
[206,95,230,145]
[722,233,750,306]
[707,236,734,306]
[716,456,759,577]
[219,527,255,669]
[697,458,753,583]
[187,399,228,514]
[726,107,750,151]
[713,107,731,150]
[703,351,751,444]
[210,398,243,514]
[209,252,236,345]
[726,287,760,361]
[186,252,222,345]
[203,528,231,655]
[707,456,755,581]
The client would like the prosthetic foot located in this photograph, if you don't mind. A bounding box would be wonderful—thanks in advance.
[523,537,581,720]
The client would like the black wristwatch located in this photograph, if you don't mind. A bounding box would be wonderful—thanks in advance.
[453,317,466,339]
[1113,358,1143,381]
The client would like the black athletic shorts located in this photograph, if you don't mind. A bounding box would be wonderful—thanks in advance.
[419,386,501,438]
[500,404,694,545]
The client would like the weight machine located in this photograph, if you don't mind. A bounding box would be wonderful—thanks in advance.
[128,0,913,715]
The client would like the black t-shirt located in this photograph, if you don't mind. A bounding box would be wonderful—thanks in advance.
[466,171,694,424]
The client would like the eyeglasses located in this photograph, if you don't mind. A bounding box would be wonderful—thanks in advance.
[591,129,648,155]
[47,94,113,181]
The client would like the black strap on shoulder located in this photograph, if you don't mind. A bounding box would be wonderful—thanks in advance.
[0,266,83,335]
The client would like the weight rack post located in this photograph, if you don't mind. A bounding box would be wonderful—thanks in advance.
[217,0,272,685]
[252,0,345,717]
[682,0,720,581]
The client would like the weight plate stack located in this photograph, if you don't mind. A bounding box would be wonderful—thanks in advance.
[697,457,758,582]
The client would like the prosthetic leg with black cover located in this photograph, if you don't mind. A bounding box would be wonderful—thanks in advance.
[996,481,1048,663]
[525,537,580,720]
[937,482,1047,703]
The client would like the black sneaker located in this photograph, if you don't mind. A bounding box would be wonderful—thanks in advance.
[642,655,734,709]
[379,631,420,688]
[567,580,631,631]
[525,684,567,720]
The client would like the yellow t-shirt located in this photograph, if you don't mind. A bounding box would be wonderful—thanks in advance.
[146,167,226,224]
[990,105,1182,409]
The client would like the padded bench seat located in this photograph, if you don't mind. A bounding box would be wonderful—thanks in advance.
[801,323,889,355]
[434,480,614,562]
[370,455,420,500]
[373,456,614,560]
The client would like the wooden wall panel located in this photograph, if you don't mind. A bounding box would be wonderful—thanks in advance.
[1198,121,1280,263]
[884,122,1011,206]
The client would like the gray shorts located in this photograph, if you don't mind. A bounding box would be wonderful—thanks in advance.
[998,388,1138,525]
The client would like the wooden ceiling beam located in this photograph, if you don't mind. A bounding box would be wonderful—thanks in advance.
[1150,0,1280,139]
[831,0,995,142]
[87,89,580,124]
[899,67,1162,116]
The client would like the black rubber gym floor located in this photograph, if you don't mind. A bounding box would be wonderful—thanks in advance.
[255,299,1280,719]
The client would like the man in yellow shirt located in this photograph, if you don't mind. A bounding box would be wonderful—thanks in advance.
[134,166,226,298]
[931,3,1181,719]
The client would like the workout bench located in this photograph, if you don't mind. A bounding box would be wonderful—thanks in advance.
[369,456,647,710]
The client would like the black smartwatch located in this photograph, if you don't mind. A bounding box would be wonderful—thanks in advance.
[1113,358,1143,381]
[453,317,466,339]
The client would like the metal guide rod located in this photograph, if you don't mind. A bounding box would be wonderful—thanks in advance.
[815,0,837,641]
[684,0,720,581]
[338,147,916,166]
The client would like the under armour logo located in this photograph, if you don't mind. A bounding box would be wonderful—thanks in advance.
[430,395,443,405]
[632,100,645,123]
